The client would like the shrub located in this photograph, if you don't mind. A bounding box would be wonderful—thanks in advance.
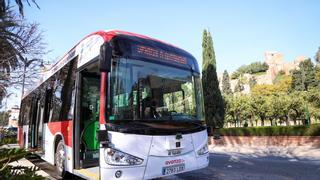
[219,124,320,136]
[0,131,44,179]
[231,62,269,79]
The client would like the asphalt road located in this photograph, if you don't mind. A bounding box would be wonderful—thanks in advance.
[172,153,320,180]
[27,153,320,180]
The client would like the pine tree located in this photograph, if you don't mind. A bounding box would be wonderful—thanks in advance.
[222,70,232,95]
[201,29,225,128]
[291,69,304,91]
[291,59,317,91]
[299,59,317,90]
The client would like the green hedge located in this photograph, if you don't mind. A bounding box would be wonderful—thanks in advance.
[219,124,320,136]
[0,137,17,145]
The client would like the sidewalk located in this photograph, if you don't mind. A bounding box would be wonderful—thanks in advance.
[9,158,54,179]
[209,143,320,163]
[0,143,20,149]
[1,144,54,179]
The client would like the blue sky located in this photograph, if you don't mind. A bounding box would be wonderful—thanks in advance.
[4,0,320,110]
[23,0,319,74]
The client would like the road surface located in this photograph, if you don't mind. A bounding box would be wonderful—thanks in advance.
[172,153,320,180]
[26,153,320,180]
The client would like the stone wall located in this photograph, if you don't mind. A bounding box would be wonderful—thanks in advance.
[211,136,320,148]
[209,136,320,159]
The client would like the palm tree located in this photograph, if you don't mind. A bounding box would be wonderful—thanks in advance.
[1,0,39,16]
[0,4,44,101]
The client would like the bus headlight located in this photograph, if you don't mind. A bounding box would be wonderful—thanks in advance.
[104,148,143,166]
[197,144,208,156]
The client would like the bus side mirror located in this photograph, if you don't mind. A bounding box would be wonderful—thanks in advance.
[99,43,112,72]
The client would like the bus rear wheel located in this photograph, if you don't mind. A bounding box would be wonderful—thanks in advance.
[55,140,66,177]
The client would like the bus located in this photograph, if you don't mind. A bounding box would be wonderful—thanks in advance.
[18,30,209,179]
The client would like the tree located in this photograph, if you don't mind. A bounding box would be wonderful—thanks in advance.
[222,70,232,95]
[234,75,246,93]
[316,66,320,81]
[225,95,253,127]
[0,7,45,101]
[231,61,268,79]
[0,0,39,16]
[299,59,317,90]
[291,69,304,91]
[202,29,225,128]
[274,75,292,93]
[249,76,257,89]
[315,47,320,64]
[287,92,305,125]
[251,95,269,126]
[0,111,9,126]
[292,59,318,91]
[234,80,244,93]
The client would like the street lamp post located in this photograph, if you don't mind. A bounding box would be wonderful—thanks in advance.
[21,64,27,99]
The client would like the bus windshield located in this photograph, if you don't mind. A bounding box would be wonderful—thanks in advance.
[110,58,204,123]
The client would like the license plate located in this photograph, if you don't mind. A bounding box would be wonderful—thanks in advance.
[162,164,185,175]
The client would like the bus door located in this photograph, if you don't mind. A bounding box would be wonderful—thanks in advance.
[30,97,39,149]
[30,95,45,153]
[74,63,101,169]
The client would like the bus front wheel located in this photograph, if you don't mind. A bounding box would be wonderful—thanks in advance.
[55,140,66,177]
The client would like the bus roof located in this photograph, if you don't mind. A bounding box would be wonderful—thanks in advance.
[22,30,198,100]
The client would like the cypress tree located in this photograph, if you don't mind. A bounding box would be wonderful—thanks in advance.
[201,29,225,128]
[222,70,232,95]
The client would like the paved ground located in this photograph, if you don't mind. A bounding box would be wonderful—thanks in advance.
[24,152,320,180]
[3,143,320,180]
[170,153,320,180]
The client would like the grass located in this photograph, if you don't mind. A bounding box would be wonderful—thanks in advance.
[251,71,267,76]
[219,124,320,136]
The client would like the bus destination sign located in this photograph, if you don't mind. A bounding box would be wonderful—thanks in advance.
[134,45,187,65]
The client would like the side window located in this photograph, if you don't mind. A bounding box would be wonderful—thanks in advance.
[43,87,52,123]
[51,73,62,122]
[59,59,76,120]
[49,59,77,122]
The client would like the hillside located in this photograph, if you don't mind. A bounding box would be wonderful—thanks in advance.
[219,51,307,94]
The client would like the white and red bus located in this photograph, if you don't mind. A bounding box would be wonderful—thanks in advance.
[18,30,209,179]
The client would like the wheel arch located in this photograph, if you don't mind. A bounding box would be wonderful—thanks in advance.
[53,133,65,164]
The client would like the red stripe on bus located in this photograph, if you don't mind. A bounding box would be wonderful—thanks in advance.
[18,126,24,148]
[92,30,178,48]
[99,72,107,124]
[47,121,73,147]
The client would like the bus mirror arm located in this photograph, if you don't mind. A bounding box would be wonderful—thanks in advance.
[97,129,110,148]
[99,42,112,72]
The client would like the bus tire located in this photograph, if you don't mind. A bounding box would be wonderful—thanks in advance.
[55,140,66,177]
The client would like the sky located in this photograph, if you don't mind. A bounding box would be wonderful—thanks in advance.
[4,0,320,109]
[22,0,320,73]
